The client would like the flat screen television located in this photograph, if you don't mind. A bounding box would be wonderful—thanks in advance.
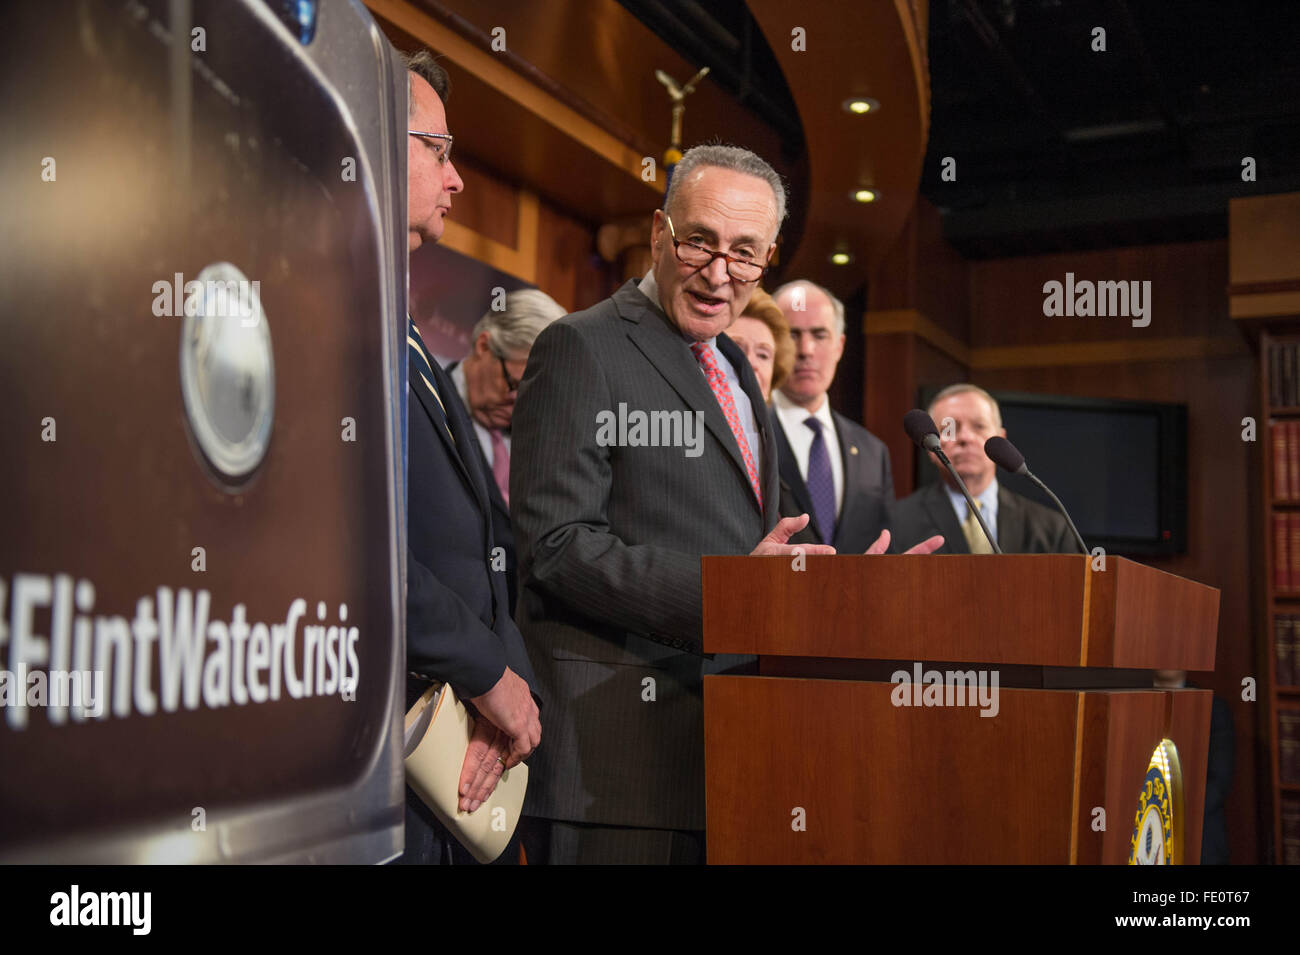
[914,388,1188,557]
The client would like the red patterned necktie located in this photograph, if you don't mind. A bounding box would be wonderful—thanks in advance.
[690,341,763,508]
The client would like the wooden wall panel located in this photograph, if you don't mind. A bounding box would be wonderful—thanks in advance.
[864,332,916,493]
[450,162,519,249]
[968,249,1260,861]
[968,240,1231,347]
[534,198,618,313]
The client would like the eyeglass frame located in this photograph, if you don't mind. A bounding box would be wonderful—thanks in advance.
[490,345,522,392]
[408,130,454,164]
[664,214,771,284]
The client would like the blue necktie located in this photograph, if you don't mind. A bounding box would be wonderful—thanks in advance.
[804,416,836,544]
[407,317,454,442]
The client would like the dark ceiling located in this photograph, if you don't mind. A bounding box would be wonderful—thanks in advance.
[615,0,803,159]
[922,0,1300,257]
[620,0,1300,261]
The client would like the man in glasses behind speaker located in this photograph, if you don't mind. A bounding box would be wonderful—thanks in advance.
[446,289,566,616]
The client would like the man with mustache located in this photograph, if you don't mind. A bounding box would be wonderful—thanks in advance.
[510,145,939,864]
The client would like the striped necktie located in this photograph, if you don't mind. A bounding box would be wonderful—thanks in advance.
[407,317,454,443]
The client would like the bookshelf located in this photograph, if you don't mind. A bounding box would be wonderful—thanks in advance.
[1260,330,1300,864]
[1232,192,1300,863]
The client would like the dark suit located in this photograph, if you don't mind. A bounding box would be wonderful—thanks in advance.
[774,407,894,552]
[510,280,778,858]
[887,479,1075,554]
[445,361,517,617]
[399,327,537,864]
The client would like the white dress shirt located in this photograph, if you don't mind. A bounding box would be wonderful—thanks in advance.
[772,387,843,515]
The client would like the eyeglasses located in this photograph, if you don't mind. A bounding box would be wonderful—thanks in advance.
[492,347,521,392]
[408,130,454,165]
[665,214,769,284]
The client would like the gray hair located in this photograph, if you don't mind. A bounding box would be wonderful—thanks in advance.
[473,289,567,358]
[928,383,1003,430]
[401,49,450,113]
[664,144,786,241]
[774,280,845,337]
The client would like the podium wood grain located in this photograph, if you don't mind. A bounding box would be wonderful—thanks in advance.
[702,555,1218,670]
[704,677,1210,864]
[700,555,1219,864]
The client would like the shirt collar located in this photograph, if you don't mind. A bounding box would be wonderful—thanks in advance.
[773,386,832,427]
[449,359,470,409]
[945,477,999,515]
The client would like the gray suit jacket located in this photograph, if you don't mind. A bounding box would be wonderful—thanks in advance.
[887,480,1076,554]
[775,408,894,553]
[510,279,779,831]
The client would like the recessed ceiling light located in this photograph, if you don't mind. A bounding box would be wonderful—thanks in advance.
[852,189,880,203]
[843,97,880,115]
[831,252,852,266]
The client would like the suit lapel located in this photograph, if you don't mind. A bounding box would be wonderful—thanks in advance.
[773,411,816,524]
[410,352,489,516]
[922,480,968,554]
[832,411,861,547]
[996,485,1024,553]
[617,283,761,514]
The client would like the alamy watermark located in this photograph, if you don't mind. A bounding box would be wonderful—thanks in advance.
[0,666,104,719]
[891,662,1000,717]
[50,885,151,935]
[595,404,705,458]
[1042,272,1151,327]
[151,271,261,326]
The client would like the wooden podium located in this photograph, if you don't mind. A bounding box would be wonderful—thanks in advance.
[701,555,1219,864]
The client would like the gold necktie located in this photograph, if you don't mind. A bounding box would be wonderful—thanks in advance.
[962,500,994,554]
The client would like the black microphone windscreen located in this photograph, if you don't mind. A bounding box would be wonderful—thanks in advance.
[903,409,939,448]
[985,435,1026,473]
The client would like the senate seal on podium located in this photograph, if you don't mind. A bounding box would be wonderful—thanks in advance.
[1128,738,1184,865]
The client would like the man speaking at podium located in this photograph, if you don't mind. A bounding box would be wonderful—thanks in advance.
[511,145,939,864]
[889,384,1074,555]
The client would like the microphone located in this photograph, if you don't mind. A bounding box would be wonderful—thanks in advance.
[984,435,1089,555]
[903,409,1001,554]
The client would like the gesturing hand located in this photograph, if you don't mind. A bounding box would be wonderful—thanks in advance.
[864,529,945,555]
[750,514,836,557]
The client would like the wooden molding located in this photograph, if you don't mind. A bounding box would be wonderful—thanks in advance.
[440,189,539,283]
[1068,694,1085,866]
[969,335,1249,369]
[1228,278,1300,296]
[865,309,1249,368]
[864,308,970,365]
[1230,290,1300,320]
[365,0,662,192]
